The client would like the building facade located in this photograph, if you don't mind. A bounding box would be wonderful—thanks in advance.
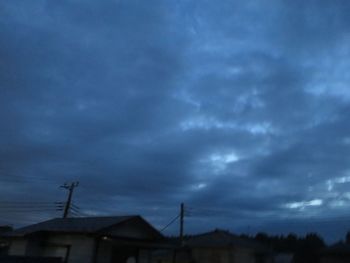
[4,216,167,263]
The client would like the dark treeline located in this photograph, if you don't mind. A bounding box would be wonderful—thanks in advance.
[171,230,350,263]
[246,232,325,263]
[253,232,325,252]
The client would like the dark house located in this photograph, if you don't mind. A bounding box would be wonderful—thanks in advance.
[0,226,12,256]
[152,229,273,263]
[3,216,168,263]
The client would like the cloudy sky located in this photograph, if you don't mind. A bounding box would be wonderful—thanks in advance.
[1,0,350,242]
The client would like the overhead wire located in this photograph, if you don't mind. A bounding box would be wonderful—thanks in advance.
[160,214,180,232]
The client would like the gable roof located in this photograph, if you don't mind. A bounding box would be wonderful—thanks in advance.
[6,216,150,237]
[184,229,268,252]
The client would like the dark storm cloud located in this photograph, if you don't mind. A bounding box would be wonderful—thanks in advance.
[1,0,350,241]
[0,0,190,222]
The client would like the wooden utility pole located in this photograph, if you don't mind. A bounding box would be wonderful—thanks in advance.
[180,202,184,245]
[60,182,79,218]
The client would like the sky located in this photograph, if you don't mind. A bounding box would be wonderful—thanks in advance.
[1,0,350,242]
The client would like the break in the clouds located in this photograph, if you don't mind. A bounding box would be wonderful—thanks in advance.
[1,0,350,241]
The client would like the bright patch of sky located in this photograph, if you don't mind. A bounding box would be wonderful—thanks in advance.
[181,117,275,135]
[200,151,240,174]
[180,117,237,131]
[285,199,323,210]
[326,175,350,192]
[191,182,207,191]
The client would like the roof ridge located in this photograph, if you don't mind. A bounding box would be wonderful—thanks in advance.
[6,215,141,237]
[190,229,235,237]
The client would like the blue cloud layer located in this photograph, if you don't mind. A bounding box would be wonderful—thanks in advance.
[1,0,350,241]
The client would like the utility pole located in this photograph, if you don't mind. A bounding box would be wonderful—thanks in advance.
[180,202,184,245]
[60,182,79,218]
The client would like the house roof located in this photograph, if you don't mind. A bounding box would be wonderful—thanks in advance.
[6,216,140,237]
[184,229,269,252]
[0,226,12,234]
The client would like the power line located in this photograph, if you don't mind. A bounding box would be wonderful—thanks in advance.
[0,203,59,211]
[0,203,56,206]
[0,206,56,209]
[70,206,80,214]
[0,208,57,212]
[71,203,80,210]
[160,214,180,233]
[70,210,83,217]
[0,202,53,204]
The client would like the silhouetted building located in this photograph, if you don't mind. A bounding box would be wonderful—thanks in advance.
[3,216,168,263]
[0,226,12,256]
[152,229,273,263]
